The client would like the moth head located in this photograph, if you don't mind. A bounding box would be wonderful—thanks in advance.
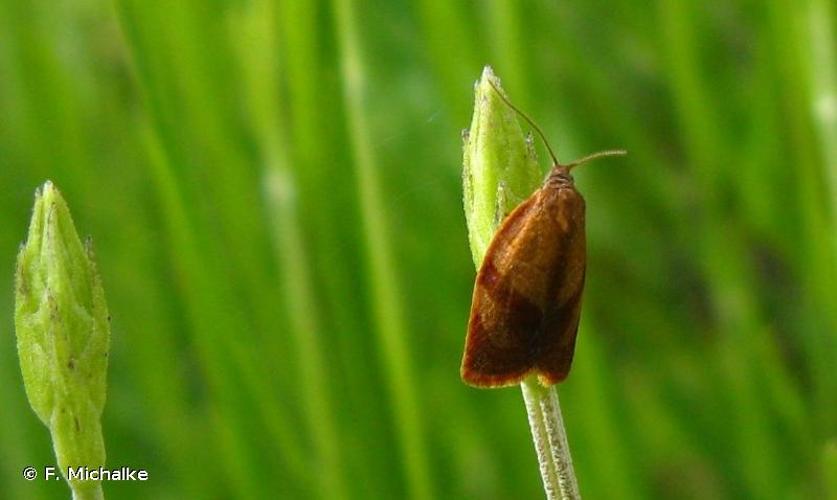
[547,165,575,188]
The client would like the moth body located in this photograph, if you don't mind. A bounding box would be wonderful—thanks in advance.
[461,165,586,388]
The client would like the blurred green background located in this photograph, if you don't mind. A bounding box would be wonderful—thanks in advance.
[1,0,835,498]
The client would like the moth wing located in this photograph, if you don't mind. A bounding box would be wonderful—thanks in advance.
[534,192,586,386]
[461,195,542,388]
[533,270,584,385]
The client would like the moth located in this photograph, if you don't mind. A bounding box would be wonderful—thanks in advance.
[461,84,624,388]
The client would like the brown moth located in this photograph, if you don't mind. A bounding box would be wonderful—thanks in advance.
[461,84,624,388]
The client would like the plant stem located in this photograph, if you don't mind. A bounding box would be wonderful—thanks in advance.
[71,484,104,500]
[521,376,580,500]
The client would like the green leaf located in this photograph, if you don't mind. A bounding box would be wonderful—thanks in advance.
[463,66,542,266]
[15,181,109,496]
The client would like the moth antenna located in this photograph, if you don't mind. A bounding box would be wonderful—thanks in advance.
[564,149,627,171]
[486,80,560,167]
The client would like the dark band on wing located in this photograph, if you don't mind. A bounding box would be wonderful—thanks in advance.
[463,261,543,386]
[535,270,585,384]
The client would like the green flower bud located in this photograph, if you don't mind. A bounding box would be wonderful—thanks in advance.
[15,181,109,499]
[462,66,543,266]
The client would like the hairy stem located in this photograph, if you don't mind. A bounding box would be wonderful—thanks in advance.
[71,484,104,500]
[521,376,580,500]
